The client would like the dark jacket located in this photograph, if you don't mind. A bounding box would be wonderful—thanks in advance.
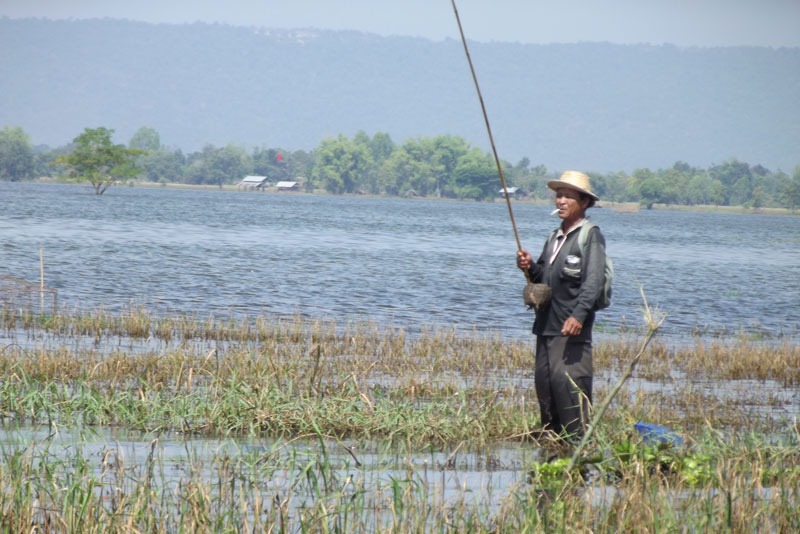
[527,220,607,341]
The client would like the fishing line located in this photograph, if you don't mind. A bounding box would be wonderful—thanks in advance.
[450,0,530,283]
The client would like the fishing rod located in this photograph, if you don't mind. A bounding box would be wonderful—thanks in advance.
[450,0,533,285]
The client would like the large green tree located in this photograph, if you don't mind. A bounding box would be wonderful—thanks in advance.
[136,149,185,183]
[709,159,752,205]
[684,174,724,205]
[352,131,381,194]
[512,164,551,199]
[393,138,438,196]
[253,147,291,183]
[33,145,70,178]
[55,127,143,194]
[597,171,633,203]
[287,149,315,192]
[659,168,688,204]
[0,125,34,181]
[128,126,161,152]
[312,135,370,194]
[429,135,470,198]
[369,132,395,165]
[783,166,800,212]
[451,148,497,200]
[183,144,252,187]
[637,177,667,209]
[379,135,471,198]
[379,149,419,196]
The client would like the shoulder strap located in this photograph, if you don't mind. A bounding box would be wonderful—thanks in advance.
[577,220,596,254]
[578,219,596,254]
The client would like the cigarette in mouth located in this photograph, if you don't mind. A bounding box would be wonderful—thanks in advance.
[551,209,559,215]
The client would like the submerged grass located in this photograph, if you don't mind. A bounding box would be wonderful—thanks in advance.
[1,305,799,531]
[0,425,797,533]
[1,307,797,438]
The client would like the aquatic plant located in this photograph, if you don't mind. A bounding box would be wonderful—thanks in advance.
[0,425,797,533]
[1,303,799,531]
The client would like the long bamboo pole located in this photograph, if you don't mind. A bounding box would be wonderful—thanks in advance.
[40,246,44,312]
[450,0,530,282]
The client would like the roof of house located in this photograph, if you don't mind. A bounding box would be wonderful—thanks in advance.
[239,175,268,184]
[275,181,298,188]
[499,186,520,194]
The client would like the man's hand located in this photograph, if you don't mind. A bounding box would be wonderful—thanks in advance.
[562,317,583,336]
[516,250,532,271]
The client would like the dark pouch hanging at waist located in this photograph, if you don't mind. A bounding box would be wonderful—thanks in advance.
[523,283,552,312]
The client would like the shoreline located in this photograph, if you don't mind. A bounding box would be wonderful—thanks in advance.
[20,177,800,216]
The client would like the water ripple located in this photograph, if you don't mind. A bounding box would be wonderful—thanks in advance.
[2,182,799,342]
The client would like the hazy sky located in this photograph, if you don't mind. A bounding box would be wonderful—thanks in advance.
[2,0,799,47]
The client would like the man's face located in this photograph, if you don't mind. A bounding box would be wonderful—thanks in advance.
[554,187,589,221]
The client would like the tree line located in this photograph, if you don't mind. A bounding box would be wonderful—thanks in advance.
[2,124,800,210]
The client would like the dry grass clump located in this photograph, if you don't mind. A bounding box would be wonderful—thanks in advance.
[674,340,800,384]
[4,304,797,382]
[1,305,797,443]
[597,336,800,384]
[1,304,799,532]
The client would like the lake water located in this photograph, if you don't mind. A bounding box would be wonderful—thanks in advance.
[1,424,536,512]
[2,182,799,342]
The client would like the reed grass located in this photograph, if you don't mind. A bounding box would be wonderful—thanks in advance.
[0,425,797,533]
[1,305,798,531]
[0,306,797,440]
[3,305,798,382]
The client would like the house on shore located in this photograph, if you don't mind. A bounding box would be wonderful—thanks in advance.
[238,176,269,189]
[276,181,299,191]
[499,186,524,199]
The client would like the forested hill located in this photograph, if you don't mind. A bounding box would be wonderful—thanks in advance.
[2,18,798,172]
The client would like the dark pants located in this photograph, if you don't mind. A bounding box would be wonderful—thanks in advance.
[535,335,593,438]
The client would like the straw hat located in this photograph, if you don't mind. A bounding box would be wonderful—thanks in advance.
[547,170,599,202]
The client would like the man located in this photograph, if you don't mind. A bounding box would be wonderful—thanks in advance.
[516,170,607,440]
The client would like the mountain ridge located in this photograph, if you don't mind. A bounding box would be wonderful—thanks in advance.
[2,17,798,172]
